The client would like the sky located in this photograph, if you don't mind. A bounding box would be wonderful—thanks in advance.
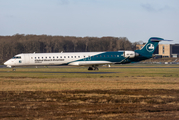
[0,0,179,43]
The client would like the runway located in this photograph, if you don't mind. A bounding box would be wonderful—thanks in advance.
[1,71,118,74]
[111,66,179,68]
[42,72,118,74]
[1,64,179,69]
[0,65,6,68]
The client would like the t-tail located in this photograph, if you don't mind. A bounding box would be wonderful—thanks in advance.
[135,37,172,59]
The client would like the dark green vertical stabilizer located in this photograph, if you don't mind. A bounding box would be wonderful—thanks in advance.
[135,37,164,58]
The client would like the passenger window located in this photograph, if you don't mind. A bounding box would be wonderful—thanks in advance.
[19,60,22,63]
[75,56,76,58]
[103,55,105,57]
[117,55,119,57]
[78,56,80,58]
[35,57,36,59]
[57,56,58,58]
[71,56,73,58]
[42,57,43,59]
[64,56,66,58]
[68,56,70,58]
[45,57,47,59]
[49,57,51,58]
[31,57,33,59]
[60,56,62,58]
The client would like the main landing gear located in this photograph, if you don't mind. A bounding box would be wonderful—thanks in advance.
[88,66,99,70]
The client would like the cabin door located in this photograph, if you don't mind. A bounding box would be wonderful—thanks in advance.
[24,54,30,64]
[83,55,86,61]
[88,56,91,61]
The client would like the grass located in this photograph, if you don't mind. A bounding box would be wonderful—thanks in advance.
[0,65,179,91]
[1,65,179,79]
[1,90,179,119]
[1,65,179,119]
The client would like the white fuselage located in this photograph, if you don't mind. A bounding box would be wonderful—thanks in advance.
[4,51,125,68]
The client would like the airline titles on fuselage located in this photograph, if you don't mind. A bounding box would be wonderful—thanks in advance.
[35,59,64,63]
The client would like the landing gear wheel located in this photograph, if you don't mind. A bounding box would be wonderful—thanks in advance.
[88,67,93,70]
[94,67,99,70]
[88,66,99,70]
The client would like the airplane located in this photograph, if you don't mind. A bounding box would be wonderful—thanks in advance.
[4,37,171,70]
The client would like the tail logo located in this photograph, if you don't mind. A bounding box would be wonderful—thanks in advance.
[146,43,154,52]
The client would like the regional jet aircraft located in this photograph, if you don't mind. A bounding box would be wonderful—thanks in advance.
[4,37,170,70]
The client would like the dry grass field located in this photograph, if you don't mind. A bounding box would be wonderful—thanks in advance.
[0,65,179,119]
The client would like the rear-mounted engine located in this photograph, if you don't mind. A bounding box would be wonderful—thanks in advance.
[123,51,139,58]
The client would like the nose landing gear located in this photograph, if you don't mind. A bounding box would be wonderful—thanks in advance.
[12,67,16,71]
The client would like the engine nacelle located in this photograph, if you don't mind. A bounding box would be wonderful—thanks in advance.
[123,51,139,58]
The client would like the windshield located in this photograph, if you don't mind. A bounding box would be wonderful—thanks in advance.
[12,56,21,59]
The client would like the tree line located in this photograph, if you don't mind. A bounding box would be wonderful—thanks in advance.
[0,34,139,64]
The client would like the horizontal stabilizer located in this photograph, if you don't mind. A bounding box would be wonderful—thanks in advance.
[150,37,173,42]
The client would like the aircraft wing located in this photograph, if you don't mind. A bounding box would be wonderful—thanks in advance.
[115,57,129,64]
[68,61,112,66]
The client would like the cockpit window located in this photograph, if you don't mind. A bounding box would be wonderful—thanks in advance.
[12,56,21,59]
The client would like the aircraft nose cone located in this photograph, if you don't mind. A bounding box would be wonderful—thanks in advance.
[4,60,12,68]
[4,61,8,65]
